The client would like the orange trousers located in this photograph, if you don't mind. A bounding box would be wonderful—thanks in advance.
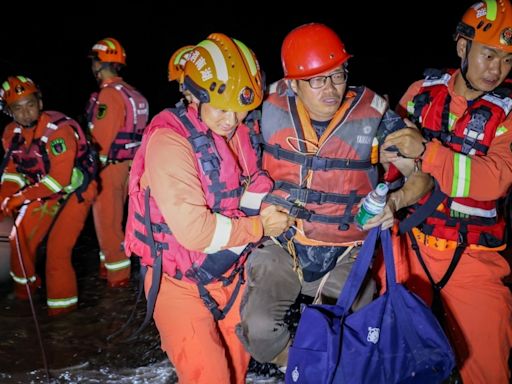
[145,268,250,384]
[46,181,97,315]
[93,161,130,285]
[388,233,512,384]
[10,198,60,298]
[10,182,96,315]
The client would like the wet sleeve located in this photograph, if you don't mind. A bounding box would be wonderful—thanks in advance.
[422,128,512,201]
[21,125,78,201]
[146,129,263,253]
[90,87,125,165]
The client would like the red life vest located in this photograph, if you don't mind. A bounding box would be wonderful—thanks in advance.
[124,104,271,285]
[404,69,512,246]
[87,81,149,162]
[262,81,385,246]
[6,111,97,199]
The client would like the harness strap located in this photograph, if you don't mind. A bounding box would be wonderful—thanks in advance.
[264,194,354,230]
[399,183,446,234]
[197,266,245,321]
[407,229,466,324]
[263,143,372,171]
[127,188,164,340]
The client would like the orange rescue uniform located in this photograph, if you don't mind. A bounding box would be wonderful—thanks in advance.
[89,77,131,286]
[2,112,97,315]
[397,74,512,384]
[140,128,262,384]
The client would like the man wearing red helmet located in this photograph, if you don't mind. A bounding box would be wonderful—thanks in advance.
[0,75,97,316]
[124,33,292,383]
[87,37,149,288]
[383,1,512,382]
[236,23,431,368]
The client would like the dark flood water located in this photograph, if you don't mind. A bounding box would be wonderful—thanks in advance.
[0,221,283,384]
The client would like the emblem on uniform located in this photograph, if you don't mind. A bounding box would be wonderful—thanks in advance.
[96,104,108,119]
[14,84,25,95]
[50,138,67,155]
[239,86,254,106]
[500,27,512,46]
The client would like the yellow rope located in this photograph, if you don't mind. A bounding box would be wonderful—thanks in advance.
[287,238,303,283]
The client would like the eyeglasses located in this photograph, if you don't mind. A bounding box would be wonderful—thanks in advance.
[302,71,348,89]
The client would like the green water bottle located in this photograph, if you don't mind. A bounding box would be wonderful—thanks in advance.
[355,183,389,229]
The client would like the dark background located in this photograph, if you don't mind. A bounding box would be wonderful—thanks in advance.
[0,1,473,125]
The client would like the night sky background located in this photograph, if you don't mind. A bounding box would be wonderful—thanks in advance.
[0,1,475,127]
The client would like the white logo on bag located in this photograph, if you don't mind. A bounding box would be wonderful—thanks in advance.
[367,327,380,344]
[292,366,300,382]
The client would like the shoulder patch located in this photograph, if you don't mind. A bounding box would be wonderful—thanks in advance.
[50,138,67,155]
[370,94,387,115]
[96,104,108,119]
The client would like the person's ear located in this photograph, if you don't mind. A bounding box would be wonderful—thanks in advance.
[456,38,468,59]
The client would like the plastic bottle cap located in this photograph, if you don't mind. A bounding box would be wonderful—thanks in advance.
[375,183,389,196]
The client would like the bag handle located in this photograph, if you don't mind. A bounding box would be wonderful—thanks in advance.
[382,229,434,362]
[336,227,379,312]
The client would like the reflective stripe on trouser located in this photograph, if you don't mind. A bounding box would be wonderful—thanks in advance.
[10,198,60,298]
[401,235,512,384]
[46,181,97,311]
[93,162,130,284]
[145,268,250,384]
[236,240,376,363]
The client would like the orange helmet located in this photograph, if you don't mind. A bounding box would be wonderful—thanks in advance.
[456,0,512,52]
[183,33,263,112]
[0,76,39,105]
[281,23,351,79]
[168,45,195,82]
[90,37,126,64]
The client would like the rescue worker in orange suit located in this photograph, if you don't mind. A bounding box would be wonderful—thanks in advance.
[235,23,433,367]
[0,76,97,316]
[124,34,293,384]
[383,1,512,382]
[87,37,149,287]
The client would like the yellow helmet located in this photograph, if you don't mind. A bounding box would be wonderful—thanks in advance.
[183,33,263,112]
[168,45,195,82]
[456,0,512,52]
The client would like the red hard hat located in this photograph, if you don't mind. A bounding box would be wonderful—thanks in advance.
[281,23,351,79]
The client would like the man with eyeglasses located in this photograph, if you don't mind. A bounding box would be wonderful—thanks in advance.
[236,23,432,368]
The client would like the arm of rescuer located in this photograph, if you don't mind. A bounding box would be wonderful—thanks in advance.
[1,123,77,215]
[89,86,124,167]
[383,80,512,201]
[363,107,434,230]
[144,129,293,253]
[0,123,24,200]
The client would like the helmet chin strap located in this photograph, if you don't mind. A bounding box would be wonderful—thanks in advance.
[460,40,486,94]
[18,120,37,129]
